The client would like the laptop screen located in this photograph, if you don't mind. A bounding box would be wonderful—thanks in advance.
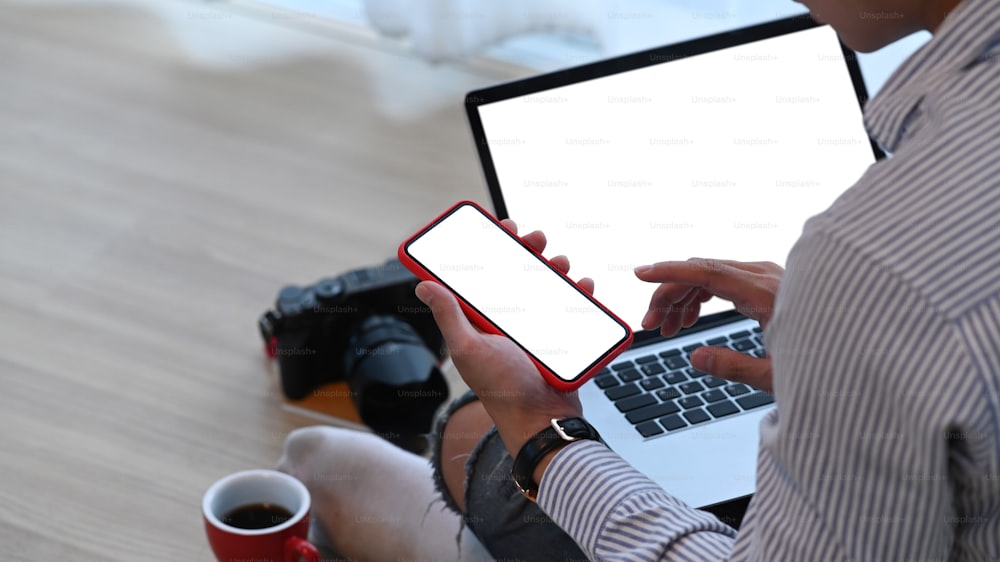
[468,20,880,331]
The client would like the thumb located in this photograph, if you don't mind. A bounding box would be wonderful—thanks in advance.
[415,281,478,348]
[691,346,772,393]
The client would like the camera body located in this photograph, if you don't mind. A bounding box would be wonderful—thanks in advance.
[259,259,448,450]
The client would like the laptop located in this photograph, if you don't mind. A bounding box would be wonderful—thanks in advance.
[464,16,883,510]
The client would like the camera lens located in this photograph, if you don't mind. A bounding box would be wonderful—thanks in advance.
[344,315,448,452]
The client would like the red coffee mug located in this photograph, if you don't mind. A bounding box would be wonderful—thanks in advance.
[203,469,320,562]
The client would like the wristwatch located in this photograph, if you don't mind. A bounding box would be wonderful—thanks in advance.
[512,417,603,501]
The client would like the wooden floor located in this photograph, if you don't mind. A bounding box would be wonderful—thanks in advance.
[0,2,519,559]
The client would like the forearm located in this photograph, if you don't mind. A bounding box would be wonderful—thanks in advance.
[537,441,737,561]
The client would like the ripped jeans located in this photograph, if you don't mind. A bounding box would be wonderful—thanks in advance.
[428,391,589,562]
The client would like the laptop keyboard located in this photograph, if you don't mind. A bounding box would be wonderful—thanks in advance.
[595,326,774,438]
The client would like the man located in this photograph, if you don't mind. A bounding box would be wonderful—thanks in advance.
[281,0,1000,559]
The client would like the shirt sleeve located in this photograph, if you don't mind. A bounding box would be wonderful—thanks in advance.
[537,439,737,561]
[537,229,994,561]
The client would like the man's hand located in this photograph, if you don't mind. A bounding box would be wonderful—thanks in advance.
[635,259,782,393]
[415,220,593,458]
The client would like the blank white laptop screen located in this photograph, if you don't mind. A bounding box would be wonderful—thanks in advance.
[474,24,878,330]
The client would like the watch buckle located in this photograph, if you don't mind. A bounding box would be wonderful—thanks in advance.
[515,482,538,502]
[550,418,577,442]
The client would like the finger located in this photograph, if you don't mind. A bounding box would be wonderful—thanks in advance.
[679,290,702,328]
[578,277,595,295]
[638,259,771,312]
[520,230,547,254]
[643,282,699,327]
[715,259,783,276]
[500,219,551,267]
[657,288,702,333]
[641,285,695,330]
[415,281,479,351]
[691,347,772,393]
[656,291,695,336]
[549,255,570,275]
[659,311,685,338]
[635,259,742,297]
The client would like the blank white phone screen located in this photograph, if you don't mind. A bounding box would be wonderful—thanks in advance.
[406,204,630,381]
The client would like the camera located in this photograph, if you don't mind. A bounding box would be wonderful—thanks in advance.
[258,258,448,451]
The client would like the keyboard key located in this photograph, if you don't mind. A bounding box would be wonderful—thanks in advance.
[656,388,681,401]
[616,394,657,412]
[641,363,666,376]
[683,408,711,425]
[679,396,704,409]
[679,381,705,395]
[682,343,703,353]
[619,369,642,382]
[731,339,756,352]
[664,371,688,385]
[626,401,680,424]
[703,376,727,388]
[611,362,635,371]
[594,375,619,389]
[731,330,751,340]
[737,392,775,410]
[754,336,765,347]
[658,348,682,358]
[640,378,665,391]
[752,326,763,334]
[659,414,687,431]
[636,421,664,437]
[635,354,659,364]
[753,349,767,358]
[701,389,727,403]
[664,355,689,370]
[726,384,751,397]
[597,368,611,376]
[708,401,740,418]
[707,336,728,345]
[606,383,640,400]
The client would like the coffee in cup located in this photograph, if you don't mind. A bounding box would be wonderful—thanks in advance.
[202,469,319,562]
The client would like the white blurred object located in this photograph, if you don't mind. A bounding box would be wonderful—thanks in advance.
[356,0,929,98]
[360,0,768,64]
[363,0,607,62]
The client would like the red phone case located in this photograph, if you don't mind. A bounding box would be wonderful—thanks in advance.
[398,200,634,392]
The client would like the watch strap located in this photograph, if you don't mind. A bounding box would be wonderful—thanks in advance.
[512,417,602,501]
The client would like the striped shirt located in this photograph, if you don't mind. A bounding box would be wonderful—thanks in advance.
[537,0,1000,559]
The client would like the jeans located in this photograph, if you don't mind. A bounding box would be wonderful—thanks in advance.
[429,391,589,561]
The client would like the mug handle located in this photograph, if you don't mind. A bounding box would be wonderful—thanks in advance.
[284,536,320,562]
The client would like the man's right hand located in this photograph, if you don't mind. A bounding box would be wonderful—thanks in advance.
[634,259,782,393]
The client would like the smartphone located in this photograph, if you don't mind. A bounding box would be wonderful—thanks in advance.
[398,201,633,392]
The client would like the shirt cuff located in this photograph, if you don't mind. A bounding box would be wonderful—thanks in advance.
[537,440,736,560]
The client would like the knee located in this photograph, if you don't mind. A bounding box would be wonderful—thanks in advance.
[437,400,493,513]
